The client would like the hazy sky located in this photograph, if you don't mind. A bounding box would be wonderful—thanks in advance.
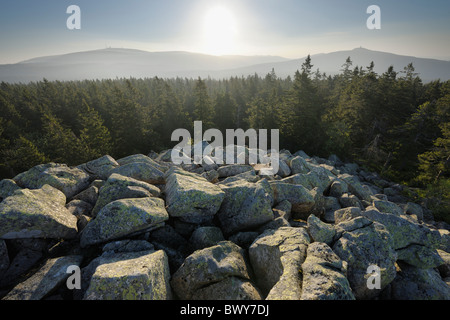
[1,0,449,63]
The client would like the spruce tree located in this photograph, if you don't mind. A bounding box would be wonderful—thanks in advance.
[41,113,83,165]
[13,136,48,173]
[194,78,214,129]
[78,99,112,161]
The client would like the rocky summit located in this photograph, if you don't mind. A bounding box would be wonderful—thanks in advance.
[0,147,449,301]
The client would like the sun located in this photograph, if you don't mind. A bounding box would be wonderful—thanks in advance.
[203,6,238,55]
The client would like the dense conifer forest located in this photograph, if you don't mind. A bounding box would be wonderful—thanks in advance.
[0,56,448,221]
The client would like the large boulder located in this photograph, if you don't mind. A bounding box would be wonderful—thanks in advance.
[0,185,78,240]
[92,173,160,216]
[217,179,274,235]
[362,208,442,250]
[307,214,336,246]
[249,227,310,299]
[338,174,373,202]
[3,255,83,300]
[372,200,403,216]
[269,181,315,219]
[0,179,21,200]
[301,242,355,300]
[165,167,225,224]
[80,197,169,247]
[13,163,90,199]
[333,207,362,224]
[78,155,119,180]
[171,241,258,300]
[332,218,398,300]
[190,276,263,300]
[84,250,172,300]
[387,262,450,300]
[110,161,165,185]
[217,164,254,178]
[289,156,311,174]
[396,244,445,269]
[189,226,225,251]
[0,239,51,287]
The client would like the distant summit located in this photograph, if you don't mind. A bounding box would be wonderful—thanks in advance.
[1,47,449,83]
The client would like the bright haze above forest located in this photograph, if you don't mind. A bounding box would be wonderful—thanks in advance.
[0,0,449,64]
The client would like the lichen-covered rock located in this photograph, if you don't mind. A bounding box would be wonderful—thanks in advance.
[102,240,155,255]
[396,245,445,269]
[404,202,424,221]
[334,217,373,239]
[329,180,348,198]
[0,239,50,287]
[307,214,336,245]
[217,164,254,178]
[66,199,93,218]
[332,219,397,300]
[165,167,225,224]
[117,154,168,173]
[302,169,333,193]
[217,170,259,185]
[0,185,78,239]
[301,242,355,300]
[191,277,263,300]
[249,227,310,298]
[72,185,99,207]
[270,181,315,216]
[333,207,362,224]
[13,163,90,199]
[217,179,273,235]
[338,174,373,202]
[339,193,363,209]
[362,208,442,250]
[110,161,165,184]
[276,159,291,178]
[92,173,160,216]
[80,197,168,247]
[388,262,450,300]
[78,155,119,180]
[3,255,83,300]
[289,156,311,174]
[201,169,220,183]
[189,226,225,251]
[84,250,172,300]
[0,179,21,200]
[171,241,251,300]
[372,200,403,216]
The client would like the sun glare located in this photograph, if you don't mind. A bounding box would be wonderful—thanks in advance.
[203,6,238,55]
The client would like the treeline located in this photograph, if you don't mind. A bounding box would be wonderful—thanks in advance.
[0,56,448,220]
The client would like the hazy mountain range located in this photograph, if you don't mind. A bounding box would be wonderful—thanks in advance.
[1,47,449,83]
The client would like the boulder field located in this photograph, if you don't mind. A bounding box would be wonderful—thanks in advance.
[0,147,449,300]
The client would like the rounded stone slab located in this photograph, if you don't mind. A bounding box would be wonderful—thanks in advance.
[3,255,83,300]
[84,250,172,300]
[13,163,90,199]
[80,197,169,247]
[171,241,251,300]
[0,185,78,240]
[165,167,225,224]
[217,179,274,235]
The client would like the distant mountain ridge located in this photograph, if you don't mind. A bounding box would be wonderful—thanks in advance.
[227,48,450,83]
[1,47,449,83]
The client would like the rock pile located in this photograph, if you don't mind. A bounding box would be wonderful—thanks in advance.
[0,147,449,300]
